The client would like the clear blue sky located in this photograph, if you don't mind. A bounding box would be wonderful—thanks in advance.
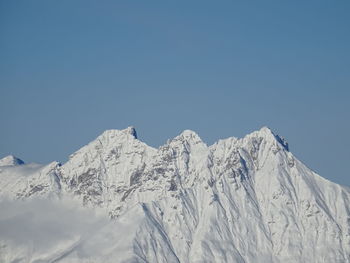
[1,1,349,186]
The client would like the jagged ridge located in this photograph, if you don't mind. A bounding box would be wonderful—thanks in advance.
[0,127,349,263]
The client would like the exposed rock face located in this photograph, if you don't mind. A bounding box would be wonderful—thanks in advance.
[1,127,349,262]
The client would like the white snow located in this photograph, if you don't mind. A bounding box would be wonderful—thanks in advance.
[0,127,349,262]
[0,155,24,167]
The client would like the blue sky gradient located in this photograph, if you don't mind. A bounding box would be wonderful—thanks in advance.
[1,1,349,185]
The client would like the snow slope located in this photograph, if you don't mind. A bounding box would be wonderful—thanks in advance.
[0,127,349,262]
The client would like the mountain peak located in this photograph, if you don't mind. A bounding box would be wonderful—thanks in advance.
[258,126,273,133]
[0,155,25,167]
[181,129,200,138]
[99,126,138,140]
[172,129,204,144]
[67,127,141,161]
[246,126,289,151]
[1,126,349,262]
[125,126,137,139]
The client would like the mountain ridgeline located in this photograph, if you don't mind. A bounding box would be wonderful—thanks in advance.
[0,127,349,262]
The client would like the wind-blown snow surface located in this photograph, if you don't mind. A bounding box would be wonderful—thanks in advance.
[1,127,350,262]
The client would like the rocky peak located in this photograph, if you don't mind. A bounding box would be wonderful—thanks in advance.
[0,155,25,167]
[99,126,138,142]
[126,126,138,139]
[169,129,205,147]
[1,127,350,262]
[243,126,289,151]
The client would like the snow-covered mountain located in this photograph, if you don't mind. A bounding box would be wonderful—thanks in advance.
[0,155,24,167]
[1,127,349,263]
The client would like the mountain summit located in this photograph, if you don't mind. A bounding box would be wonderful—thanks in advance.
[0,155,24,167]
[0,127,349,263]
